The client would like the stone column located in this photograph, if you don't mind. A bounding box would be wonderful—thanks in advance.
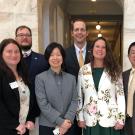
[123,0,135,71]
[0,0,39,52]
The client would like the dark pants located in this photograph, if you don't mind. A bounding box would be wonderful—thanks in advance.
[125,116,133,135]
[0,128,29,135]
[39,125,74,135]
[72,119,82,135]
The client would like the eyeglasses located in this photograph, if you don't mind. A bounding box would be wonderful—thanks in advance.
[16,34,32,38]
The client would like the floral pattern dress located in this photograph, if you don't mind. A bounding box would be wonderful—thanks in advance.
[77,64,125,135]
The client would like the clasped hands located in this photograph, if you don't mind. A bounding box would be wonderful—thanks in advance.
[16,121,35,135]
[58,119,72,135]
[78,120,124,130]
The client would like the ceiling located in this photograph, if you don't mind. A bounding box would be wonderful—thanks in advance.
[60,0,123,46]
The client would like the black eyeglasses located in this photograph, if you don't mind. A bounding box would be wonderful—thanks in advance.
[16,34,32,38]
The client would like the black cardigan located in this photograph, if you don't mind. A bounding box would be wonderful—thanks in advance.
[0,70,37,129]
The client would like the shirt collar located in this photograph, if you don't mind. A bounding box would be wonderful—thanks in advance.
[74,42,87,52]
[131,67,135,74]
[22,49,32,58]
[49,68,63,76]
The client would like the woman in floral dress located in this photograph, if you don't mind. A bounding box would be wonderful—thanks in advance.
[77,37,125,135]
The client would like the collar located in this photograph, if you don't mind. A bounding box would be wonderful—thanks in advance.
[22,49,32,58]
[131,67,135,74]
[49,68,63,76]
[74,42,86,52]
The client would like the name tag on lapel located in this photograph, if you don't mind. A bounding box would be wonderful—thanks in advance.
[9,81,18,89]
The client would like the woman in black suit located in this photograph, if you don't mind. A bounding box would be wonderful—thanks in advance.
[0,38,37,135]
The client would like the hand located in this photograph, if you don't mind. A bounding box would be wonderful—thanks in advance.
[25,121,35,130]
[61,119,72,129]
[78,120,86,128]
[114,122,124,130]
[59,127,68,135]
[16,124,26,135]
[59,119,72,134]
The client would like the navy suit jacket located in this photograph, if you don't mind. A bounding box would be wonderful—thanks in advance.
[65,43,92,80]
[23,51,49,115]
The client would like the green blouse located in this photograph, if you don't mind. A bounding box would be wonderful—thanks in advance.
[92,68,104,91]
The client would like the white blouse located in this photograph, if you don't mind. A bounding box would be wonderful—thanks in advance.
[17,80,30,124]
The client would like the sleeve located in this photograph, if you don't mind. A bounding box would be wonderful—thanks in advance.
[76,68,84,121]
[0,72,19,129]
[35,75,64,126]
[64,76,78,123]
[115,74,126,124]
[26,82,37,123]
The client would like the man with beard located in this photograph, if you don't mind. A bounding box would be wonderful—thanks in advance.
[15,25,49,135]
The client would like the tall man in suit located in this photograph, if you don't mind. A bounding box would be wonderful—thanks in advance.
[65,20,91,135]
[123,42,135,135]
[15,25,49,135]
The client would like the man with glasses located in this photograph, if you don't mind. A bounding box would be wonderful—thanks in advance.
[15,25,49,135]
[65,20,92,135]
[123,42,135,135]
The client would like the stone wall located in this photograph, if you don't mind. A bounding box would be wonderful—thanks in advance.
[0,0,39,52]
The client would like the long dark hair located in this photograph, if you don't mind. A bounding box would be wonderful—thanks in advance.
[91,37,121,82]
[0,38,29,85]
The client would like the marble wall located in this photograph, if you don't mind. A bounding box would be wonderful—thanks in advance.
[123,0,135,71]
[0,0,39,52]
[0,0,134,70]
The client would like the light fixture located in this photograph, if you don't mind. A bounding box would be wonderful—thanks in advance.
[91,0,96,2]
[98,33,102,37]
[96,22,101,30]
[97,31,102,37]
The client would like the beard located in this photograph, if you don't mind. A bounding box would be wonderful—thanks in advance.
[20,44,32,51]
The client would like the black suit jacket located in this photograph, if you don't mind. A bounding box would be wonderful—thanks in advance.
[123,69,135,135]
[0,70,36,130]
[65,43,92,79]
[23,51,49,115]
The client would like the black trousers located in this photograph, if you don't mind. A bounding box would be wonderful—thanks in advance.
[124,116,133,135]
[0,128,29,135]
[39,125,74,135]
[72,118,82,135]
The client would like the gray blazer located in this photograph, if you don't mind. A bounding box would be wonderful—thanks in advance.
[35,69,78,127]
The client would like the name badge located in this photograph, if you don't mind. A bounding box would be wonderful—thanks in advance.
[9,81,18,89]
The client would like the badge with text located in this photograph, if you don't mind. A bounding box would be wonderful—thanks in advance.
[9,81,18,89]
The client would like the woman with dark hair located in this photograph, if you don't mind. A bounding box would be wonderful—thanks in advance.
[77,37,125,135]
[35,42,78,135]
[0,38,37,135]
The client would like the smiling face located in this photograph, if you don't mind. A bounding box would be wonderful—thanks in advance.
[2,43,21,68]
[72,21,88,46]
[49,47,63,70]
[16,28,32,51]
[93,39,106,61]
[128,46,135,68]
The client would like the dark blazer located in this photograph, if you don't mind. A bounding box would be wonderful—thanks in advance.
[0,70,36,133]
[123,69,135,135]
[65,43,92,79]
[23,51,49,115]
[64,43,91,135]
[24,51,49,86]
